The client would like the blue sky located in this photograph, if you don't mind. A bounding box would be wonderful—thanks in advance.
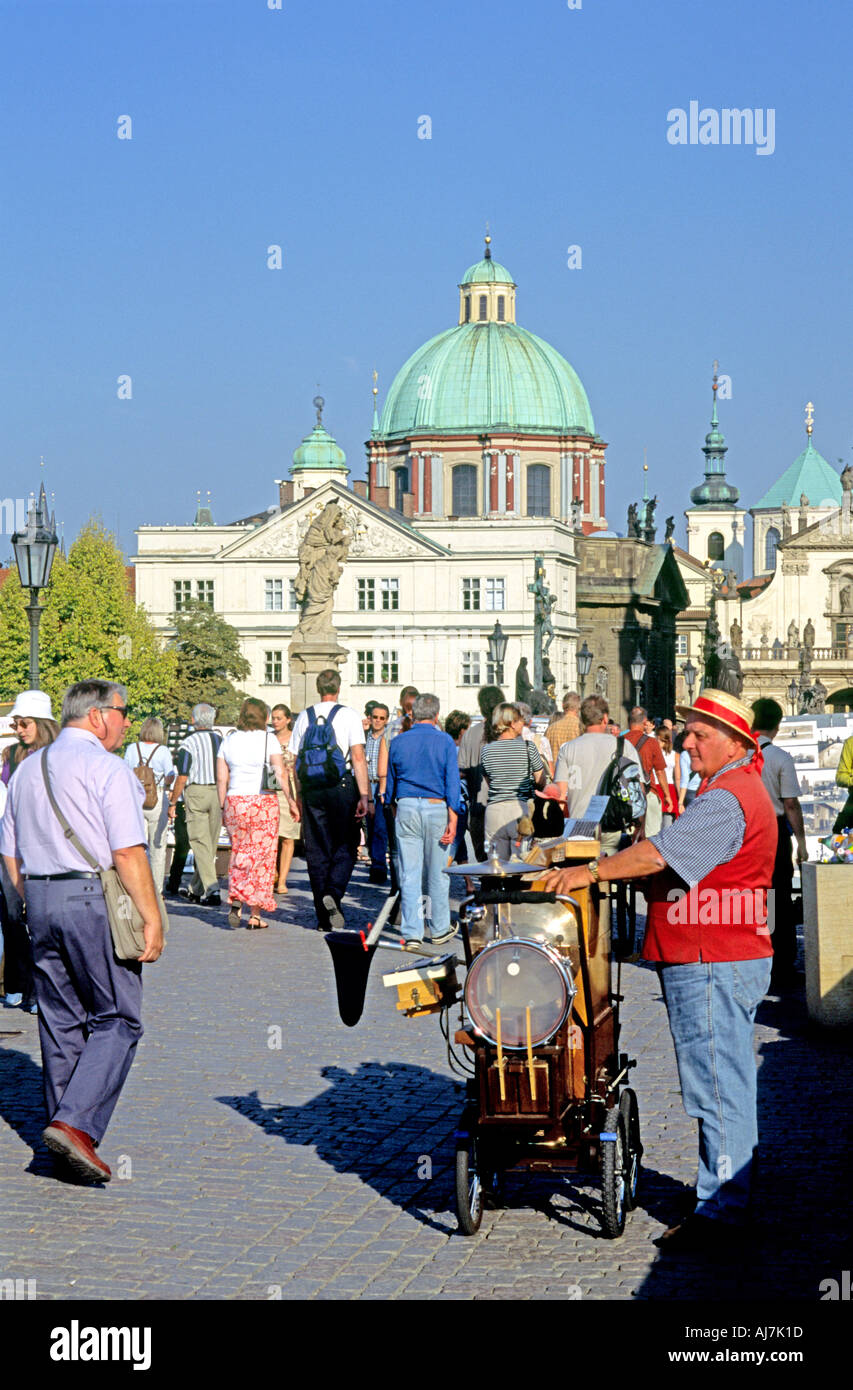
[1,0,851,560]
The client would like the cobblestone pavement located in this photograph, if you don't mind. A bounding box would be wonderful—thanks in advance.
[1,859,850,1302]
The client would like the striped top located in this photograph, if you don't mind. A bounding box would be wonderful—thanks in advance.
[175,729,222,785]
[480,736,545,804]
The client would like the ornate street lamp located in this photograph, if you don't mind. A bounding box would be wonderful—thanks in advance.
[681,657,697,703]
[12,484,59,690]
[576,640,593,697]
[487,620,508,687]
[787,678,798,717]
[630,648,647,709]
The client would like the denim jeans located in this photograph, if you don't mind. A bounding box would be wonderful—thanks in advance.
[660,956,772,1223]
[395,799,451,940]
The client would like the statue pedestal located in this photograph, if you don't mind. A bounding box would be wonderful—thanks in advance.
[288,635,349,712]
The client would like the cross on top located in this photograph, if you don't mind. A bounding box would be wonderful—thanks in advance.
[805,401,814,436]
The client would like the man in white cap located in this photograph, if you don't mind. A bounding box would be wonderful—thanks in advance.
[545,690,776,1254]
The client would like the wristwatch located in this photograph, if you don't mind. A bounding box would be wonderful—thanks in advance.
[587,858,601,883]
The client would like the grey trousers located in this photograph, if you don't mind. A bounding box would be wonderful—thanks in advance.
[25,878,143,1144]
[183,783,222,896]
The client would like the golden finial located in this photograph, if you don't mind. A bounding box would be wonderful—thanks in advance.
[805,401,814,437]
[712,359,719,396]
[484,221,491,259]
[372,367,378,400]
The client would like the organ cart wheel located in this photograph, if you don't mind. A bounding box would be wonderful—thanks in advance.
[618,1087,642,1212]
[455,1115,484,1235]
[600,1110,628,1239]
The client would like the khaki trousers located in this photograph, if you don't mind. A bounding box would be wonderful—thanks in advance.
[184,784,222,896]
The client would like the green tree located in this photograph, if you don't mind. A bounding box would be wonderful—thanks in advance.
[164,599,250,724]
[0,518,177,733]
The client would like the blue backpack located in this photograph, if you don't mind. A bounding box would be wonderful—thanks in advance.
[295,705,348,790]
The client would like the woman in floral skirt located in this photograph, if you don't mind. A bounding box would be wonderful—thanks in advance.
[217,698,285,929]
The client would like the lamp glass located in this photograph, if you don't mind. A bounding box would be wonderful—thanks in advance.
[577,641,593,679]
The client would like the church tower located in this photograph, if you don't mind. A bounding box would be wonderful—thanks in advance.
[684,364,746,580]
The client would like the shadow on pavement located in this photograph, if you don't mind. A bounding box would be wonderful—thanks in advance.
[0,1044,78,1180]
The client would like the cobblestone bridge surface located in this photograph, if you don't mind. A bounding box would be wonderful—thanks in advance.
[1,859,850,1303]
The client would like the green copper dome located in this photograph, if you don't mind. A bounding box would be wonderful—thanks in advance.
[754,438,841,509]
[379,322,594,438]
[460,257,515,285]
[292,421,347,472]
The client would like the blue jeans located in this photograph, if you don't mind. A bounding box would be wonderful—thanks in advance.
[659,957,771,1224]
[395,799,452,941]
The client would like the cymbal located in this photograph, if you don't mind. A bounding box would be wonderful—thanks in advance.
[444,859,542,878]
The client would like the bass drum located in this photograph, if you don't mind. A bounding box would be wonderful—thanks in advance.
[465,937,576,1050]
[495,897,581,976]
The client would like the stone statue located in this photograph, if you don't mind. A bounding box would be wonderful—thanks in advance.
[528,555,556,691]
[841,462,853,493]
[594,665,608,697]
[664,515,675,542]
[811,679,827,714]
[570,496,582,530]
[644,494,658,537]
[803,617,815,649]
[541,654,556,696]
[716,640,744,697]
[627,502,640,539]
[293,501,351,638]
[799,493,809,531]
[787,619,799,649]
[841,585,851,614]
[730,618,742,654]
[514,657,533,704]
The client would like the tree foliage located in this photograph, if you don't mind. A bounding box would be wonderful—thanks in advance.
[163,599,250,724]
[0,518,177,734]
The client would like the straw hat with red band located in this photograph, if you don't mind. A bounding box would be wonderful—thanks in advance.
[676,688,759,750]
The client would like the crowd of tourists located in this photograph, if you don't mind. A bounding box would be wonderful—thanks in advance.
[0,669,805,1232]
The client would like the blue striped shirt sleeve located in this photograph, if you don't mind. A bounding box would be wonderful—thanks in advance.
[649,789,745,886]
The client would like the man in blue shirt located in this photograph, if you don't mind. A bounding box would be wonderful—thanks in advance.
[386,694,463,948]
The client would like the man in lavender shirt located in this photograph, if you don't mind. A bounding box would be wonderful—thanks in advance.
[0,680,163,1183]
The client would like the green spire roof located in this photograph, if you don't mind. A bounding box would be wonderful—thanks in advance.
[754,437,841,509]
[292,396,348,472]
[460,257,515,285]
[690,377,739,507]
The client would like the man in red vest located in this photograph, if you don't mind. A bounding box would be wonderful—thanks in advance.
[545,689,776,1254]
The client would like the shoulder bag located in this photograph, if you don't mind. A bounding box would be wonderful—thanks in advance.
[41,749,169,962]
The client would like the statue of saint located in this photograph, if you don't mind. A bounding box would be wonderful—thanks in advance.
[514,657,533,704]
[799,493,809,530]
[627,502,640,539]
[787,619,799,649]
[841,462,853,493]
[803,617,816,649]
[780,501,792,539]
[594,665,608,697]
[715,640,743,698]
[730,618,742,653]
[664,515,675,542]
[293,501,351,638]
[644,495,658,536]
[841,585,851,614]
[811,679,827,714]
[541,654,556,697]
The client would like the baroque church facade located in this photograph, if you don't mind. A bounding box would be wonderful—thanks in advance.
[134,243,618,715]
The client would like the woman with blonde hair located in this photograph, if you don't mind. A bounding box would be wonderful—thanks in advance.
[270,703,300,894]
[1,691,60,1012]
[217,698,284,929]
[123,716,175,890]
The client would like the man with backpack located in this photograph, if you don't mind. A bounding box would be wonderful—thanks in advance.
[287,669,368,932]
[625,706,671,838]
[549,695,644,853]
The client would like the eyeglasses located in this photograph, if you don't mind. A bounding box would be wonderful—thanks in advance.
[370,713,388,722]
[10,719,34,730]
[99,704,129,719]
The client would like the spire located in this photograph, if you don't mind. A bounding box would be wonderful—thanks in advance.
[371,368,380,437]
[805,400,814,443]
[484,222,491,260]
[313,393,324,427]
[689,362,739,507]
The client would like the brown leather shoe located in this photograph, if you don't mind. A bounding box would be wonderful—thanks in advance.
[43,1122,112,1182]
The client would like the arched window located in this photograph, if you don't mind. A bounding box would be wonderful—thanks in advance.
[478,295,487,321]
[394,465,410,512]
[765,526,780,570]
[497,295,505,322]
[452,464,478,517]
[527,465,551,517]
[708,531,725,561]
[464,296,471,322]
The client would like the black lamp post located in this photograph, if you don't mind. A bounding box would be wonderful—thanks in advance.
[487,620,508,687]
[787,678,798,717]
[630,648,647,709]
[577,640,593,697]
[681,657,697,703]
[12,485,58,690]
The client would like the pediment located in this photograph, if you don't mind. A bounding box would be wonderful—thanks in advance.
[784,505,853,550]
[215,482,449,562]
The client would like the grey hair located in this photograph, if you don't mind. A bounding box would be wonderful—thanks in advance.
[191,703,216,728]
[61,680,128,727]
[516,702,533,724]
[139,716,165,744]
[491,702,522,734]
[412,693,440,722]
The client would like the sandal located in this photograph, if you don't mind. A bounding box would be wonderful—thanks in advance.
[228,904,242,929]
[275,884,289,895]
[247,917,268,930]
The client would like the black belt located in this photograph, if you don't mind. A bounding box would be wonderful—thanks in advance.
[24,871,100,881]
